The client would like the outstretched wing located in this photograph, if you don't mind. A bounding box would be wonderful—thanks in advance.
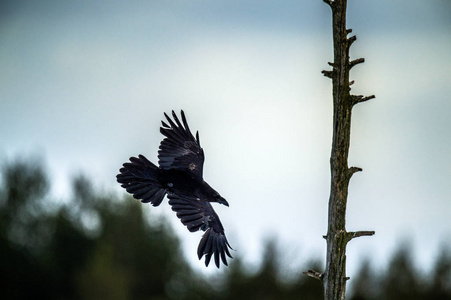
[167,193,233,268]
[158,110,204,181]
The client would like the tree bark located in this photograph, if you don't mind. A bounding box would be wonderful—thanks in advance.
[304,1,376,299]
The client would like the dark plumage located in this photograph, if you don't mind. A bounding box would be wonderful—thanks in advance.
[116,110,232,268]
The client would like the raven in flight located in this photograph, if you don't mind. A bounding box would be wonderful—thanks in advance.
[116,110,232,268]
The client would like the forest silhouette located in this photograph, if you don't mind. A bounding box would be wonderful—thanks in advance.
[1,156,450,299]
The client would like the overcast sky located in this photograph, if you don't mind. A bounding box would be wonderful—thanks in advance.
[1,0,451,277]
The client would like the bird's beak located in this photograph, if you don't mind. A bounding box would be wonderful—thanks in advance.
[218,197,229,207]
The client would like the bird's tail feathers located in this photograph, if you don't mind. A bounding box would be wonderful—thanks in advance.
[116,154,166,206]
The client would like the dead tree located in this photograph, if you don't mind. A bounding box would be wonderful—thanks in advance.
[304,1,375,299]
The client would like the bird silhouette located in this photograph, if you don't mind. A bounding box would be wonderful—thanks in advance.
[117,110,232,268]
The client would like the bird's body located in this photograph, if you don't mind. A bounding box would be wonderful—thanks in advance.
[117,110,232,268]
[160,168,212,198]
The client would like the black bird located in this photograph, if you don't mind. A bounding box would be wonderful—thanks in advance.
[116,110,232,268]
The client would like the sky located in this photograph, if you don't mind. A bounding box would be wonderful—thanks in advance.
[1,0,451,277]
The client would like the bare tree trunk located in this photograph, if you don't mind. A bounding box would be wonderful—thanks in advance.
[304,1,375,299]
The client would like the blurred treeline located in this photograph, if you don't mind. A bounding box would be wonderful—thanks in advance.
[0,157,450,300]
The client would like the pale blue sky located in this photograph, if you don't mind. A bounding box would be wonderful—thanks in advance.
[1,0,451,276]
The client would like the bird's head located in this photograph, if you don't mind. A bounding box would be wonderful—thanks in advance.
[203,181,229,207]
[213,192,229,207]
